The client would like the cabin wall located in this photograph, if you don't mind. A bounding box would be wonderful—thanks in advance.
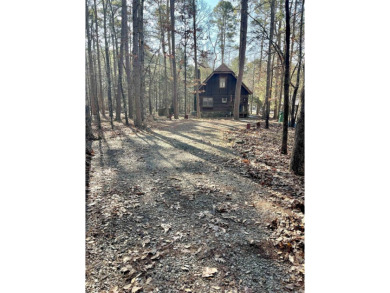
[202,74,250,96]
[195,73,250,114]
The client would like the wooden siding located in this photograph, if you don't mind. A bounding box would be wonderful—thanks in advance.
[195,73,250,113]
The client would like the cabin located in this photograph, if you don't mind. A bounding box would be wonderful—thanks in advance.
[194,63,253,117]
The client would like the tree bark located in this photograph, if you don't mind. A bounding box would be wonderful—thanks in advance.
[184,26,188,115]
[114,2,122,121]
[117,0,128,124]
[158,0,169,117]
[86,2,101,129]
[139,0,145,122]
[108,0,118,114]
[281,0,291,154]
[132,0,142,126]
[233,0,248,120]
[170,0,178,119]
[93,0,105,117]
[102,0,114,129]
[290,0,304,127]
[264,0,275,128]
[122,0,133,121]
[290,86,304,175]
[193,0,201,118]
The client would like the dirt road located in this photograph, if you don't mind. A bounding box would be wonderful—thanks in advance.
[86,118,302,293]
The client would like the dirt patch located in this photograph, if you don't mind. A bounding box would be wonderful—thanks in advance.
[86,117,304,292]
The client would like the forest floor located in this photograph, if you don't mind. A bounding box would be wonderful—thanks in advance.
[86,116,304,293]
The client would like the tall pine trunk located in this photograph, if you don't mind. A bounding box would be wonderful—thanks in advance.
[264,0,275,128]
[86,2,101,129]
[122,0,133,121]
[290,0,304,127]
[184,28,188,116]
[132,0,142,126]
[281,0,291,154]
[93,0,105,117]
[290,86,304,175]
[119,0,129,124]
[158,0,169,117]
[139,0,145,121]
[233,0,248,120]
[102,0,114,129]
[193,0,201,118]
[170,0,178,118]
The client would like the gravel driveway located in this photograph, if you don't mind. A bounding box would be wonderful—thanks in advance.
[86,118,301,293]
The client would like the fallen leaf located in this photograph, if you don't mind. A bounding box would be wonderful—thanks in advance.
[202,267,218,278]
[161,223,171,233]
[132,287,142,293]
[123,284,132,290]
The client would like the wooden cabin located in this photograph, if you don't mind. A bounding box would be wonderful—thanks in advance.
[194,63,253,117]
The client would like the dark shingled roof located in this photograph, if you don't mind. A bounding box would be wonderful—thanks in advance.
[199,63,253,95]
[214,63,234,73]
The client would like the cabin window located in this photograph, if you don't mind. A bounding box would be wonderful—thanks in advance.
[203,97,213,108]
[219,77,226,88]
[222,97,227,103]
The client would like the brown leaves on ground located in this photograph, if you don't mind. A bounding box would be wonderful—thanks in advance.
[223,120,305,288]
[202,267,218,278]
[86,118,304,292]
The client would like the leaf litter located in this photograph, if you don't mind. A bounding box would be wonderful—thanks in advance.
[86,118,304,292]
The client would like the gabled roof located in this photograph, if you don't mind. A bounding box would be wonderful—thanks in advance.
[214,63,234,73]
[199,63,253,95]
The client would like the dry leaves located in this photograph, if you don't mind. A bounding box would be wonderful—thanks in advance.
[202,267,218,278]
[161,223,171,233]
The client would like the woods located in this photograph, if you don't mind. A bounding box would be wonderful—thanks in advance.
[85,0,305,125]
[85,1,305,290]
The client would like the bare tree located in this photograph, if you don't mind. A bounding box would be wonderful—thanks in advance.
[132,0,142,126]
[158,0,169,117]
[93,0,105,117]
[102,0,114,129]
[170,0,178,118]
[86,0,101,129]
[281,0,291,154]
[290,85,304,175]
[193,0,201,118]
[290,0,304,127]
[123,0,133,121]
[233,0,248,120]
[264,0,275,128]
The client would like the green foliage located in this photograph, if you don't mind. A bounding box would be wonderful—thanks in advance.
[211,0,237,62]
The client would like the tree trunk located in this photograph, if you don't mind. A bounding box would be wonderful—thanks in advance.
[86,3,101,129]
[250,63,255,115]
[274,2,283,120]
[108,0,118,113]
[233,0,248,120]
[102,0,114,129]
[264,0,275,128]
[114,3,122,121]
[93,0,105,118]
[170,0,178,119]
[193,0,201,118]
[132,0,142,126]
[290,0,304,127]
[122,0,133,121]
[117,0,128,124]
[258,36,264,117]
[139,0,145,122]
[158,0,169,117]
[281,0,291,154]
[290,86,304,175]
[184,28,188,116]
